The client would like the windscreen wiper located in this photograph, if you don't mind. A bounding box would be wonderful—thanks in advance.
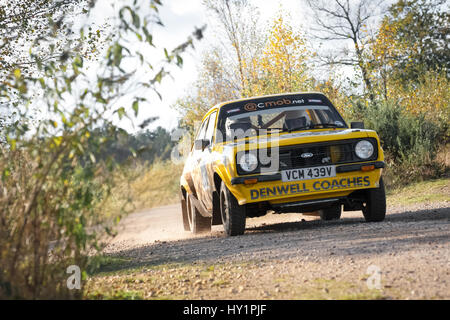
[284,125,311,133]
[284,123,342,133]
[309,123,343,128]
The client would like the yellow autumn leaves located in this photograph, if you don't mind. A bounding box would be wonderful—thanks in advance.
[243,15,311,97]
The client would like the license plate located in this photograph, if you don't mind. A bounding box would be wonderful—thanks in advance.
[281,165,336,182]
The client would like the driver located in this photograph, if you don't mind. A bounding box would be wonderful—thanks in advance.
[283,109,310,131]
[225,116,254,140]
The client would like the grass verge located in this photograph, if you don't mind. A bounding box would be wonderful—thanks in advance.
[129,161,184,211]
[102,160,184,215]
[386,177,449,206]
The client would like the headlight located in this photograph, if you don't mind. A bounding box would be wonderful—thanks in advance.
[238,152,258,172]
[355,140,374,159]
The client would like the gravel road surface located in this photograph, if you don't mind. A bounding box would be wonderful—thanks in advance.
[101,200,450,299]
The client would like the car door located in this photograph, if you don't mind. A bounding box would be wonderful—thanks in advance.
[197,111,217,211]
[190,114,210,204]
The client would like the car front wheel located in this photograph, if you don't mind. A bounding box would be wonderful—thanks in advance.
[220,181,246,236]
[362,177,386,222]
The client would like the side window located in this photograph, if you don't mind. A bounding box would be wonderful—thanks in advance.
[195,116,209,141]
[204,111,217,144]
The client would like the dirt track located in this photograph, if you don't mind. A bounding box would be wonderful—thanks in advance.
[102,201,450,299]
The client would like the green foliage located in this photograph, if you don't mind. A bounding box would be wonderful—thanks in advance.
[358,101,448,187]
[365,102,440,159]
[0,0,105,85]
[0,0,202,299]
[385,0,449,81]
[86,123,176,165]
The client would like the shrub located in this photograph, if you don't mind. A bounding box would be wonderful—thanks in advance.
[0,146,118,299]
[0,0,199,299]
[365,102,441,159]
[360,101,448,187]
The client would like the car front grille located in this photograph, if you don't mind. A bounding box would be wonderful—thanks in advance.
[236,138,379,175]
[277,139,377,170]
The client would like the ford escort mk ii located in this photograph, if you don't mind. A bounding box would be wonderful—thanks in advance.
[180,93,386,236]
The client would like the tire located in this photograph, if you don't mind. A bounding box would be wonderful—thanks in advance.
[186,193,211,234]
[220,181,246,236]
[181,196,190,231]
[362,177,386,222]
[319,205,342,221]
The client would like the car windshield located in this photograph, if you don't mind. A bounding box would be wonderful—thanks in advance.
[221,105,346,140]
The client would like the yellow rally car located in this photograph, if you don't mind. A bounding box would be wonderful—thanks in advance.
[179,92,386,236]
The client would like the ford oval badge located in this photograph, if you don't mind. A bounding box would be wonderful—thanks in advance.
[301,152,314,158]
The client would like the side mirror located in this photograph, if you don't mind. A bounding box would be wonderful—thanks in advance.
[194,139,210,151]
[351,121,365,129]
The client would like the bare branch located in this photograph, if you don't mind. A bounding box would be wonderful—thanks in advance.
[306,0,387,102]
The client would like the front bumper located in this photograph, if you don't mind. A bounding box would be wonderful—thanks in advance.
[228,161,385,205]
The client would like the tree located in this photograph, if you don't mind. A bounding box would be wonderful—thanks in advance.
[86,123,176,164]
[366,0,449,124]
[203,0,264,95]
[175,4,312,131]
[313,70,353,117]
[0,0,97,79]
[0,0,106,132]
[173,48,240,130]
[377,0,449,82]
[243,14,312,96]
[307,0,386,103]
[0,0,203,298]
[367,17,407,101]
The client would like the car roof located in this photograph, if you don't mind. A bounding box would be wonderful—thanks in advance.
[201,91,328,122]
